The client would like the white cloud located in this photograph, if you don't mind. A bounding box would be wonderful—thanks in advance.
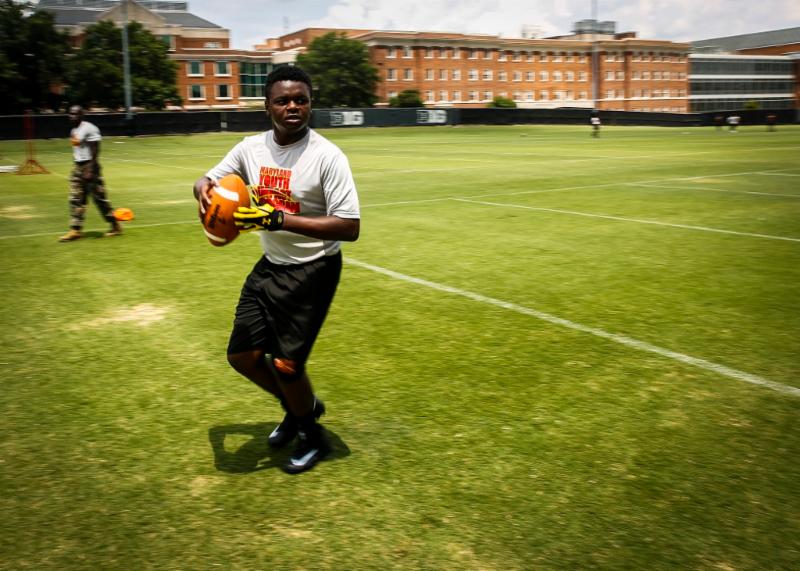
[189,0,800,49]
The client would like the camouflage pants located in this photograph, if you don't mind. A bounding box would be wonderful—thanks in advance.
[69,162,115,230]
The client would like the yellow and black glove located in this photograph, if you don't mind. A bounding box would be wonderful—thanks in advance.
[234,203,284,232]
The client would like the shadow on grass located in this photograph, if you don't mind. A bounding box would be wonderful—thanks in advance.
[208,422,351,473]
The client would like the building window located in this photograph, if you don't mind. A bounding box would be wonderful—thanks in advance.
[540,71,548,81]
[513,71,522,82]
[217,84,231,99]
[403,68,413,80]
[499,71,508,81]
[579,53,587,63]
[187,61,203,76]
[468,69,478,81]
[468,90,478,101]
[239,62,271,98]
[579,91,587,100]
[525,71,534,82]
[539,90,548,100]
[387,47,397,58]
[513,51,521,62]
[566,71,574,82]
[498,51,507,62]
[483,90,492,101]
[468,49,477,59]
[525,52,533,62]
[642,71,650,80]
[483,49,492,60]
[605,70,614,80]
[425,69,434,80]
[439,48,448,59]
[579,71,587,82]
[189,84,205,100]
[453,90,462,101]
[425,48,434,59]
[539,53,548,62]
[553,71,562,82]
[439,69,448,80]
[387,68,397,81]
[553,52,563,62]
[402,46,412,58]
[616,71,624,80]
[482,69,492,81]
[388,91,398,99]
[215,61,230,76]
[605,90,614,99]
[525,91,533,101]
[439,90,448,101]
[453,69,461,80]
[453,47,461,59]
[425,90,434,102]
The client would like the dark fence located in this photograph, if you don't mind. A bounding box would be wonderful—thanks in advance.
[1,107,796,140]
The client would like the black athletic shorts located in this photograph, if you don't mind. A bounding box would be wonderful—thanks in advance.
[227,252,342,366]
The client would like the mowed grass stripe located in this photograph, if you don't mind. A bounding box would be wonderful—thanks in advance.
[347,257,800,397]
[456,198,800,242]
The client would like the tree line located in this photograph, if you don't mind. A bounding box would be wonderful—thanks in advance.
[1,2,496,114]
[1,0,180,113]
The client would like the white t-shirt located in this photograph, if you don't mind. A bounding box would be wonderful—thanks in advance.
[70,121,102,162]
[206,129,360,265]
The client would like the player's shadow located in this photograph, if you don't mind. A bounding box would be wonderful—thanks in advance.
[208,423,351,473]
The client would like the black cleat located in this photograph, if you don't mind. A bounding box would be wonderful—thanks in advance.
[268,398,325,448]
[283,425,331,474]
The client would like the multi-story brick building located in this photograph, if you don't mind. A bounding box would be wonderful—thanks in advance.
[40,0,276,109]
[277,23,691,112]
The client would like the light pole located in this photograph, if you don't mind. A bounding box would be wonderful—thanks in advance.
[591,0,599,110]
[121,0,133,121]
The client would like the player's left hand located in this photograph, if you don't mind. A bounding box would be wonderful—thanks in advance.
[234,203,284,231]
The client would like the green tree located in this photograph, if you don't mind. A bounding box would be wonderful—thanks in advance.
[0,1,70,113]
[66,20,180,110]
[487,95,516,108]
[295,32,379,108]
[388,89,424,108]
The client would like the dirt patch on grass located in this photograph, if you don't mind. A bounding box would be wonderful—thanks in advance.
[0,205,41,220]
[68,303,169,330]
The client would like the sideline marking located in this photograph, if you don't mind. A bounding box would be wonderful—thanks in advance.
[346,257,800,398]
[456,198,800,243]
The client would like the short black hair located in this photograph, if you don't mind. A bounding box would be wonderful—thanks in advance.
[264,65,313,101]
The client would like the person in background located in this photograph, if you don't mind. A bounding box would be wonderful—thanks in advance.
[590,110,601,138]
[59,105,122,242]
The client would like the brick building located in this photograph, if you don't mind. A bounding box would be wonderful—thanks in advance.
[275,23,691,112]
[40,0,275,109]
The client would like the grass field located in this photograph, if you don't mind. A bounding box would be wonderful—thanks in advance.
[1,123,799,570]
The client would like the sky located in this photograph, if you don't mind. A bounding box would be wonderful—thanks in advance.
[185,0,800,50]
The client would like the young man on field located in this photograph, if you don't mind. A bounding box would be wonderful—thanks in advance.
[59,105,122,242]
[193,66,360,474]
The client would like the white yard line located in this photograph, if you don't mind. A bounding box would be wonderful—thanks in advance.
[628,183,800,199]
[455,198,800,243]
[346,257,800,398]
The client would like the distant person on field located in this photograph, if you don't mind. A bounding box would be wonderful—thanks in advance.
[766,113,777,131]
[714,115,723,130]
[59,105,122,242]
[193,66,360,474]
[590,111,601,137]
[726,115,740,133]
